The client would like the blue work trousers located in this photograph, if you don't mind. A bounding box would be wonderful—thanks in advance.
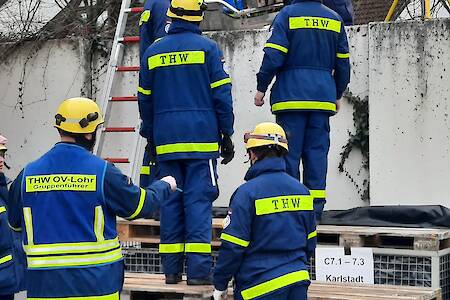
[276,111,330,220]
[158,159,219,279]
[235,282,308,300]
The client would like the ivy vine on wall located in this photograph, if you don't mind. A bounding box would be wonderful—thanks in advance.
[338,91,369,202]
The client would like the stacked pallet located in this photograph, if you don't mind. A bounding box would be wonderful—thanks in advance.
[117,218,450,299]
[117,218,450,251]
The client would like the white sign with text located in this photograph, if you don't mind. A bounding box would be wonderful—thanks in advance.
[315,247,374,284]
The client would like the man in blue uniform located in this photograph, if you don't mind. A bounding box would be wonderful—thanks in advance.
[7,98,177,300]
[138,0,234,285]
[0,136,25,300]
[213,122,316,300]
[254,0,351,220]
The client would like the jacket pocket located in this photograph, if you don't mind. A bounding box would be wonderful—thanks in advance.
[0,253,18,292]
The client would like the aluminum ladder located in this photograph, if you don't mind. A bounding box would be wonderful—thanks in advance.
[95,0,144,180]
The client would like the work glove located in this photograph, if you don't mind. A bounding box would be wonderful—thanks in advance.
[212,289,228,300]
[220,135,234,165]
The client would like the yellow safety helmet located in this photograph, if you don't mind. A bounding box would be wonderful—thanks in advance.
[167,0,207,22]
[54,97,104,134]
[244,122,289,151]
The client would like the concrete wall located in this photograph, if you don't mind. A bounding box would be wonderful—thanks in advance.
[369,20,450,207]
[1,19,449,209]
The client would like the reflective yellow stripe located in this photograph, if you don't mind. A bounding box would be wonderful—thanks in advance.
[0,206,5,213]
[159,243,185,253]
[148,51,205,70]
[337,52,350,59]
[185,243,211,253]
[0,254,12,265]
[255,195,313,216]
[241,270,310,299]
[272,101,336,112]
[264,43,288,54]
[156,142,219,155]
[94,206,105,242]
[29,291,119,300]
[141,166,151,175]
[221,233,249,247]
[27,248,123,269]
[25,174,96,192]
[8,223,21,232]
[138,86,152,95]
[308,230,317,239]
[23,207,34,246]
[289,17,341,33]
[139,10,151,26]
[211,77,231,89]
[24,237,120,255]
[310,189,326,199]
[126,188,146,220]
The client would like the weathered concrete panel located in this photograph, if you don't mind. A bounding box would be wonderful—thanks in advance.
[0,39,89,173]
[369,19,450,207]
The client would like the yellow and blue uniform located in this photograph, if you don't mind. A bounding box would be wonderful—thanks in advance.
[138,19,234,279]
[256,0,350,219]
[214,157,316,300]
[139,0,171,59]
[0,173,25,298]
[7,142,171,299]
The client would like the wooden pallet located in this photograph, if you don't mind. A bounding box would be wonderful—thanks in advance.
[122,273,441,300]
[117,218,450,251]
[318,225,450,251]
[117,218,224,248]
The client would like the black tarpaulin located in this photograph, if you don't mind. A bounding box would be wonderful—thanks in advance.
[320,205,450,228]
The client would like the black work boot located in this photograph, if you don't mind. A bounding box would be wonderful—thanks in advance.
[165,273,182,284]
[187,276,213,285]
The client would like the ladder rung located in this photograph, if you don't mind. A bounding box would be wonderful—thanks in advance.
[125,7,144,13]
[119,36,140,43]
[105,158,130,163]
[110,96,138,102]
[104,127,135,132]
[116,66,140,72]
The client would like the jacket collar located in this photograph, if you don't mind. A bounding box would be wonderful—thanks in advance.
[168,20,202,35]
[244,157,286,181]
[292,0,322,3]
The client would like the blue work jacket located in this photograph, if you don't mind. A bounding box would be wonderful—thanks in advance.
[7,142,171,299]
[257,0,351,114]
[139,0,171,59]
[214,157,317,300]
[138,20,234,161]
[322,0,354,26]
[0,173,25,296]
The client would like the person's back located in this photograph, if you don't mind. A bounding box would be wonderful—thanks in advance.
[213,123,316,300]
[259,0,350,113]
[7,97,176,298]
[139,19,233,161]
[230,160,315,293]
